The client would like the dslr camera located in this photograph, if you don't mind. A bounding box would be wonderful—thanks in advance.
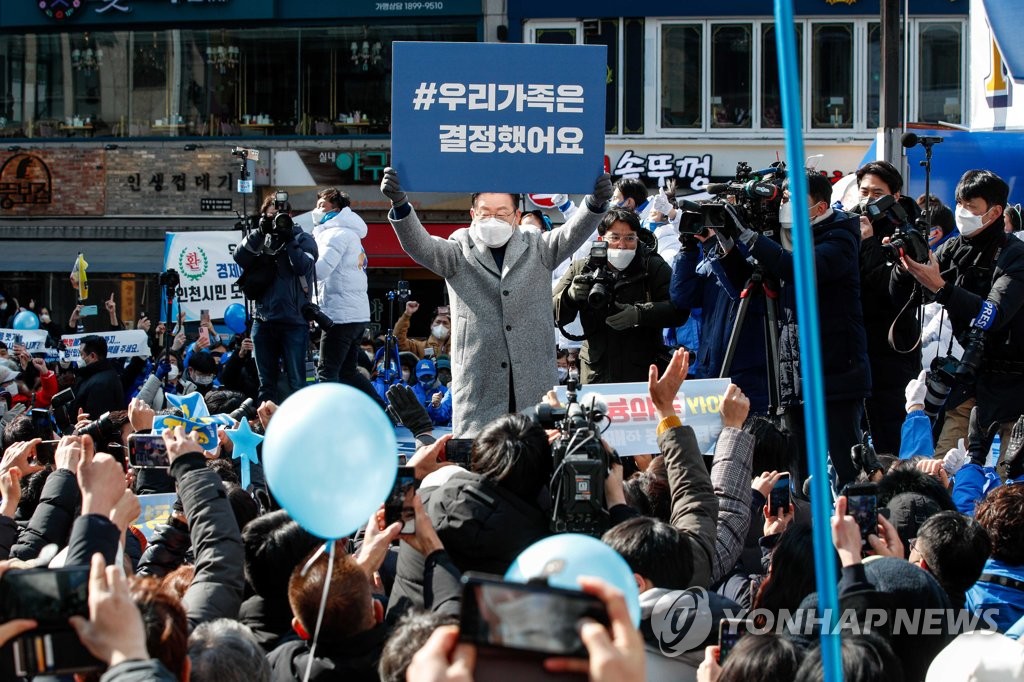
[258,190,294,239]
[301,302,334,330]
[578,241,619,310]
[864,195,929,264]
[528,381,613,536]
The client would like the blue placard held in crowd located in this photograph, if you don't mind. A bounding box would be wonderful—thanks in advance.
[391,41,607,194]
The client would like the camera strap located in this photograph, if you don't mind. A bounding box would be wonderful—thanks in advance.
[888,286,922,355]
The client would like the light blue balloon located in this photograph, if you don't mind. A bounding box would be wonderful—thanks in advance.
[11,311,40,330]
[505,533,642,626]
[223,303,248,335]
[262,383,397,539]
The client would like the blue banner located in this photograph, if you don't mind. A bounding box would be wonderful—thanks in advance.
[391,42,607,194]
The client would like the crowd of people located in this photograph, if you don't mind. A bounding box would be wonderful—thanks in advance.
[0,159,1022,681]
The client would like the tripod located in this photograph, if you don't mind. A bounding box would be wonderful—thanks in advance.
[381,281,411,387]
[719,265,783,418]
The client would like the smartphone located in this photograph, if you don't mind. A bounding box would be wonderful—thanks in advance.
[50,388,76,435]
[30,408,54,439]
[33,440,59,467]
[844,483,879,547]
[128,433,170,469]
[198,325,210,344]
[384,466,417,533]
[0,565,89,627]
[718,618,753,663]
[200,309,210,322]
[768,473,791,515]
[444,438,474,468]
[10,333,23,347]
[79,305,98,317]
[0,566,102,676]
[459,572,610,658]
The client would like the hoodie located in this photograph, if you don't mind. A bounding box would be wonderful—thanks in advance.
[313,207,370,324]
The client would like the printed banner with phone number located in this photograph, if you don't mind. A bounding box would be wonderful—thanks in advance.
[59,330,151,364]
[0,328,48,354]
[554,378,732,456]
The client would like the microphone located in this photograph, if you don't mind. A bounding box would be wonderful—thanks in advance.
[901,132,944,148]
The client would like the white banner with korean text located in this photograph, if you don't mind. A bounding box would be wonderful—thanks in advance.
[60,330,150,364]
[163,231,245,321]
[555,378,732,456]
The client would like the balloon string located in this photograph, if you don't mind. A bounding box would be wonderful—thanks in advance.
[302,539,335,682]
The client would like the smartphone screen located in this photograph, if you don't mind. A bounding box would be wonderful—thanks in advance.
[845,484,878,546]
[769,474,791,515]
[460,573,610,657]
[718,618,753,663]
[384,466,417,533]
[0,566,88,628]
[30,408,54,439]
[444,438,474,468]
[128,433,171,469]
[198,326,210,344]
[33,440,60,467]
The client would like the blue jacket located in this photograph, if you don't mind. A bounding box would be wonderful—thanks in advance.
[740,211,871,406]
[966,558,1024,633]
[233,226,318,327]
[412,380,451,426]
[670,243,770,413]
[898,411,935,459]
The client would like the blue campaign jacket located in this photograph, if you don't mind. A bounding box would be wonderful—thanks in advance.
[670,243,770,413]
[967,558,1024,633]
[899,411,934,459]
[412,380,451,426]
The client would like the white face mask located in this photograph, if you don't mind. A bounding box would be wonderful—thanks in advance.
[955,205,992,238]
[810,203,832,226]
[40,314,51,324]
[470,217,515,248]
[607,247,636,270]
[311,208,326,224]
[557,367,569,381]
[431,324,450,340]
[167,366,180,382]
[402,369,411,382]
[191,371,215,386]
[520,224,542,235]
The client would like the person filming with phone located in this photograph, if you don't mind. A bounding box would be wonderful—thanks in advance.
[233,192,318,403]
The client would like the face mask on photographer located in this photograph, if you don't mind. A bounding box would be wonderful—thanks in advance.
[955,203,998,238]
[607,248,636,270]
[470,217,515,249]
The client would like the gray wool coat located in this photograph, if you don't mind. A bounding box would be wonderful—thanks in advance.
[390,203,606,436]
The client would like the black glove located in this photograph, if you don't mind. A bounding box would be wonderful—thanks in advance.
[966,405,1000,466]
[386,384,433,437]
[585,173,613,212]
[381,167,408,207]
[717,203,754,243]
[567,274,594,306]
[1002,415,1024,479]
[851,432,883,478]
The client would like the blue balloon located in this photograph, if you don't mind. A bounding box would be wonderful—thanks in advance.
[223,303,248,335]
[262,383,397,539]
[11,311,40,330]
[505,533,642,626]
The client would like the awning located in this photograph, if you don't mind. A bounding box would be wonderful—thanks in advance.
[983,0,1024,81]
[0,217,462,272]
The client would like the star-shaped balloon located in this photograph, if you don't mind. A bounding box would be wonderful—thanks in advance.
[165,392,210,419]
[226,417,263,489]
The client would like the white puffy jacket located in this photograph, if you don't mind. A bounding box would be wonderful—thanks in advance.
[313,207,370,324]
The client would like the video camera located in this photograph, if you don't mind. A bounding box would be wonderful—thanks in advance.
[386,280,411,304]
[528,381,613,536]
[679,161,787,240]
[862,195,929,264]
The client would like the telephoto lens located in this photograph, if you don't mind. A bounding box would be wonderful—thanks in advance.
[923,370,953,418]
[229,397,258,423]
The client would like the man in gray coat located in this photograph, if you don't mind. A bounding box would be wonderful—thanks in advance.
[381,168,612,436]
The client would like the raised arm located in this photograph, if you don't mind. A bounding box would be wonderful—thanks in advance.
[382,167,462,279]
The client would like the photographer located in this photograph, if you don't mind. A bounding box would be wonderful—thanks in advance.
[720,170,869,490]
[311,187,383,406]
[853,161,923,454]
[893,169,1024,452]
[553,208,686,384]
[233,195,318,403]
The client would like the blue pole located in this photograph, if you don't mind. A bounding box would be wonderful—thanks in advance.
[773,3,843,681]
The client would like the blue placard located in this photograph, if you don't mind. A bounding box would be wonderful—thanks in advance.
[391,42,607,194]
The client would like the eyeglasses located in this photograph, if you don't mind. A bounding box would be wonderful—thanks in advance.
[604,234,638,244]
[476,210,515,221]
